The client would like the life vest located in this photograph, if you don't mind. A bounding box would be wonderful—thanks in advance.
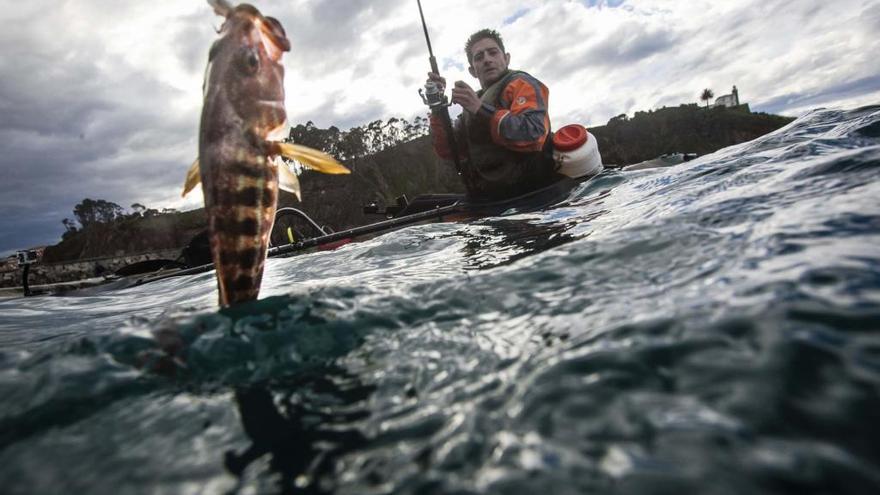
[459,70,560,202]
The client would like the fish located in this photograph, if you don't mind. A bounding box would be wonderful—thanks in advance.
[183,0,350,307]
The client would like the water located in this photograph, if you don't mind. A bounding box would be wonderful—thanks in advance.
[2,106,879,494]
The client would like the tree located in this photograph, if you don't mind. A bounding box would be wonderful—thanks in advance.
[61,218,79,240]
[285,117,430,164]
[130,203,146,217]
[700,88,715,108]
[609,113,629,125]
[72,198,124,227]
[62,218,78,232]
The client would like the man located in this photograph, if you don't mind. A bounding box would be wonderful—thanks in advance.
[428,29,561,201]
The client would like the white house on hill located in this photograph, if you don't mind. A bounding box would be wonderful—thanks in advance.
[714,86,741,108]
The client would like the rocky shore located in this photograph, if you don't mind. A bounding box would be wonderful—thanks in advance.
[0,249,181,289]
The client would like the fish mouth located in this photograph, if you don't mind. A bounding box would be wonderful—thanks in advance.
[256,99,285,110]
[257,100,287,140]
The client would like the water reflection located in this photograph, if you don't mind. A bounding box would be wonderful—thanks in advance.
[450,183,614,270]
[226,368,373,494]
[456,210,607,270]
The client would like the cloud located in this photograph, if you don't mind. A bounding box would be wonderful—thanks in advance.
[296,91,391,130]
[0,213,67,255]
[587,23,678,66]
[0,2,204,254]
[754,75,880,115]
[503,8,530,26]
[272,0,407,78]
[531,19,680,81]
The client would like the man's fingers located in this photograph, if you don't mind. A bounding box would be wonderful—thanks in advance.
[450,86,481,114]
[452,86,475,99]
[451,87,471,97]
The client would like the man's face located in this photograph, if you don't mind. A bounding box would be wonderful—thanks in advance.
[468,38,510,89]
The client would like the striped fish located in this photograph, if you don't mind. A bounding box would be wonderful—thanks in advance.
[183,1,349,307]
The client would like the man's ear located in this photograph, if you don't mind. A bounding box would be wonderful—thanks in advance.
[468,65,477,78]
[505,53,511,65]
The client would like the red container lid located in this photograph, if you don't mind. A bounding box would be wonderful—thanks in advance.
[553,124,588,152]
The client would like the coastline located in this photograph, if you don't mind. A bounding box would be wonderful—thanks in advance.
[0,276,111,299]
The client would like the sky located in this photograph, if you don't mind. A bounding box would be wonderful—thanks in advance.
[1,0,879,256]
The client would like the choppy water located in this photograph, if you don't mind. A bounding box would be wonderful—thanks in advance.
[2,106,880,495]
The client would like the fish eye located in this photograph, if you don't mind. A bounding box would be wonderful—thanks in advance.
[239,48,260,74]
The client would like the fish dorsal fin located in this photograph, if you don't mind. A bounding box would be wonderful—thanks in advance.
[275,156,302,201]
[182,158,201,197]
[274,142,350,175]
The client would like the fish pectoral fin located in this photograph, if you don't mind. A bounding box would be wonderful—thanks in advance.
[275,158,302,202]
[182,158,201,197]
[274,142,350,175]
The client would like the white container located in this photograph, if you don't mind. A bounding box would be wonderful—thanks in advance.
[553,124,603,179]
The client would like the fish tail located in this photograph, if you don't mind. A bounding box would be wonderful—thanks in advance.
[208,156,278,307]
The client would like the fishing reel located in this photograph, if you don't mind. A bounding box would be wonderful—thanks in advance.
[419,81,450,109]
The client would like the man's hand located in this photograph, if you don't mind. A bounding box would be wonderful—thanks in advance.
[451,81,481,114]
[426,72,446,93]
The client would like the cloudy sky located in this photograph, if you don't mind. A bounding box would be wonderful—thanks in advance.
[1,0,879,256]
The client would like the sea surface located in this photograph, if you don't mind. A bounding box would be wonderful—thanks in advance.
[1,106,879,495]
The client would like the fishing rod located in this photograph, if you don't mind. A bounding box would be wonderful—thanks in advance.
[416,0,464,175]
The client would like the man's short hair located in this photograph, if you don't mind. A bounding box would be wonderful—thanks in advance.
[465,29,505,66]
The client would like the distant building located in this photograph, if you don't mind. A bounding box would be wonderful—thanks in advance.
[714,86,740,108]
[0,256,17,273]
